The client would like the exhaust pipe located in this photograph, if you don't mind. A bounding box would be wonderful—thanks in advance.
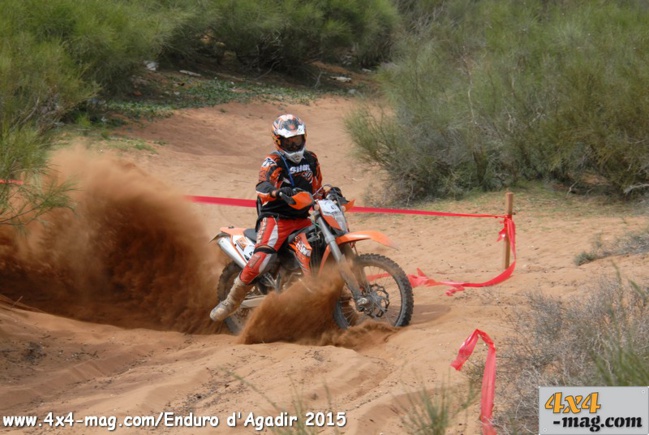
[216,237,247,269]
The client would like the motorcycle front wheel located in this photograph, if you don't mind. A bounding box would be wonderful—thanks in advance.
[333,253,414,329]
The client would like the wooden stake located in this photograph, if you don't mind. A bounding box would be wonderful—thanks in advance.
[502,192,514,270]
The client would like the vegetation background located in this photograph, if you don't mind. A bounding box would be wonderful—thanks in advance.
[1,0,648,433]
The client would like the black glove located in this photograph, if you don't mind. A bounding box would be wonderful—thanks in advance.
[275,186,295,198]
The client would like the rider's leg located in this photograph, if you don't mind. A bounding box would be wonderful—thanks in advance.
[210,217,312,322]
[209,275,252,322]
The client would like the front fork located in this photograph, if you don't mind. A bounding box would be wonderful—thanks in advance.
[315,216,370,309]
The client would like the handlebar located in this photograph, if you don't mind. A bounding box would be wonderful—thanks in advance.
[278,185,348,209]
[278,191,297,205]
[325,186,348,205]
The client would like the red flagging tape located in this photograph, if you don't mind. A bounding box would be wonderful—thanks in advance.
[451,329,497,435]
[187,195,517,294]
[0,179,24,185]
[350,205,501,218]
[408,217,516,295]
[187,195,507,218]
[187,195,258,208]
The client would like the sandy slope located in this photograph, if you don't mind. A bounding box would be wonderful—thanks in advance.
[1,96,647,435]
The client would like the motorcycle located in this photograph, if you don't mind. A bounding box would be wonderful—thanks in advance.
[211,185,414,334]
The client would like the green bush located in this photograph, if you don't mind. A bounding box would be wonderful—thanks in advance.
[0,0,203,224]
[207,0,398,73]
[507,1,649,194]
[323,0,399,67]
[0,16,95,225]
[2,0,189,92]
[0,124,74,227]
[145,0,220,64]
[350,0,649,202]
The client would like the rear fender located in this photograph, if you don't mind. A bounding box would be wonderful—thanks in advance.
[316,230,397,275]
[212,227,246,240]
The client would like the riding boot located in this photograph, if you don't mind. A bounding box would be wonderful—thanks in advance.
[210,276,253,322]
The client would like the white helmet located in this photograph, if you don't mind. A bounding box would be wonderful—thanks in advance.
[272,114,307,164]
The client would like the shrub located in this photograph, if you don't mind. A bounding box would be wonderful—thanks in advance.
[0,0,202,224]
[509,1,649,195]
[575,226,649,265]
[401,385,475,435]
[496,274,649,433]
[349,0,649,202]
[207,0,398,74]
[0,20,96,129]
[326,0,399,67]
[2,0,189,93]
[146,0,219,64]
[0,17,94,225]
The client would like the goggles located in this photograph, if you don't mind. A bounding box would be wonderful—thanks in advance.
[281,135,305,152]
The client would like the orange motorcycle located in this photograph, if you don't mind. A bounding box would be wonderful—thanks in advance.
[212,186,413,334]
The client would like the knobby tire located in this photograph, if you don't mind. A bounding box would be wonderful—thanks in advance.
[333,254,414,329]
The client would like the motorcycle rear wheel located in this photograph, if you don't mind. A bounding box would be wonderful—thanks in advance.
[333,253,414,329]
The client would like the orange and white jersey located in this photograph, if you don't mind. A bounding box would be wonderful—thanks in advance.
[256,150,322,219]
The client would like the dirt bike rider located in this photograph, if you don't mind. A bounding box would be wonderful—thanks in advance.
[211,114,332,322]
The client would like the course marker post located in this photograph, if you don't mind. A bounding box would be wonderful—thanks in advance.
[502,192,514,270]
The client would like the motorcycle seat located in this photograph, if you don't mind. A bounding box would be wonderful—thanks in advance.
[244,228,257,242]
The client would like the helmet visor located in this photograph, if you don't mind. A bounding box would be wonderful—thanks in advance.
[281,135,305,152]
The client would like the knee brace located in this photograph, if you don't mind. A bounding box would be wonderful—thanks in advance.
[240,246,277,284]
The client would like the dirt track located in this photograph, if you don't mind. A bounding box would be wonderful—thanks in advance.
[1,96,647,434]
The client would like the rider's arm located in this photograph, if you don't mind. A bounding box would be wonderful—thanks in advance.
[256,181,278,202]
[256,155,284,202]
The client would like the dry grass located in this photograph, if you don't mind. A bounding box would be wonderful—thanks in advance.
[575,226,649,265]
[495,272,649,434]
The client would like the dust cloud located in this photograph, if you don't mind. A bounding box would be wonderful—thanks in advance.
[239,275,399,348]
[0,147,223,333]
[238,277,342,344]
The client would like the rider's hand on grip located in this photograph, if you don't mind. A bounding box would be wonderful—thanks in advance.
[277,186,297,205]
